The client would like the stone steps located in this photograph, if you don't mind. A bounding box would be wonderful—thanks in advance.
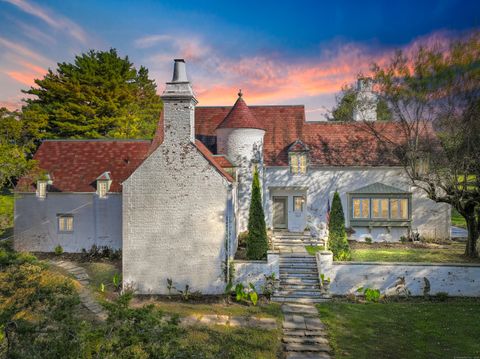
[272,296,330,303]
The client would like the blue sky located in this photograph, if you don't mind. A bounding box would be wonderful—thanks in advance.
[0,0,479,120]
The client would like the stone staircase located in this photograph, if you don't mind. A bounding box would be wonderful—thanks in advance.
[271,231,324,253]
[273,254,330,304]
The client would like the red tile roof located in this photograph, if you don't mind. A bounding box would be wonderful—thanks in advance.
[194,140,234,182]
[216,94,266,131]
[16,140,151,193]
[196,105,403,167]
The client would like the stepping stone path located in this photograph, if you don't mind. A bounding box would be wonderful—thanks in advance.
[282,303,332,359]
[49,260,107,321]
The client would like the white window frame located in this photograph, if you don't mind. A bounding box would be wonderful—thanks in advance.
[97,180,109,198]
[58,214,74,233]
[290,153,308,174]
[37,180,47,198]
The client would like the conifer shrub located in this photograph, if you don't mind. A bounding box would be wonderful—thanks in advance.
[246,167,269,260]
[328,191,351,260]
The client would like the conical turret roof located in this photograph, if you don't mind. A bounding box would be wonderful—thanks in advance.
[216,90,265,130]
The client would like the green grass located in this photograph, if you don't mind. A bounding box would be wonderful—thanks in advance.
[451,208,467,228]
[0,190,14,239]
[318,299,480,359]
[305,245,325,256]
[350,243,479,263]
[79,261,120,291]
[180,324,282,359]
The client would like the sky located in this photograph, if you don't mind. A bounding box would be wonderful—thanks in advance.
[0,0,479,120]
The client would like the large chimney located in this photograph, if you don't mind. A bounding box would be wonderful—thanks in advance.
[353,77,377,122]
[161,59,198,144]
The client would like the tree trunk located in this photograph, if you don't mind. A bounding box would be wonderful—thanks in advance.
[464,210,479,258]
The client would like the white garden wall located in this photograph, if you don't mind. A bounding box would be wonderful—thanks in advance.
[317,251,480,297]
[233,251,279,289]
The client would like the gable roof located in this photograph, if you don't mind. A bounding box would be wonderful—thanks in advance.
[216,94,266,131]
[349,182,411,194]
[16,140,151,193]
[194,140,234,182]
[195,106,403,167]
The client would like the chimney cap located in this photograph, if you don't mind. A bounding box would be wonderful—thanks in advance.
[171,59,189,83]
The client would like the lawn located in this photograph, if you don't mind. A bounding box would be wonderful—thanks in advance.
[451,208,467,228]
[0,190,13,239]
[317,299,480,359]
[350,242,479,263]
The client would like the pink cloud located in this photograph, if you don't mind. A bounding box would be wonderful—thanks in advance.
[4,0,88,44]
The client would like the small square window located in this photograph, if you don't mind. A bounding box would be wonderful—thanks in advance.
[58,215,74,233]
[37,181,47,198]
[290,153,308,174]
[293,196,304,212]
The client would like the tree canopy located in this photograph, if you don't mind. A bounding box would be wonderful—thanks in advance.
[362,32,480,257]
[331,84,391,121]
[22,49,162,139]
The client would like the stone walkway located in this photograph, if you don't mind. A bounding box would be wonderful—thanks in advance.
[49,259,107,320]
[281,303,332,359]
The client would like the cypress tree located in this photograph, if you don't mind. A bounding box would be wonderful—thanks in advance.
[246,167,269,260]
[328,191,351,260]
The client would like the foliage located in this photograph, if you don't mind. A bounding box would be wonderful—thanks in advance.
[330,84,391,121]
[230,283,259,306]
[112,272,121,291]
[22,49,162,139]
[319,299,480,358]
[320,273,331,288]
[0,191,14,239]
[246,167,269,260]
[435,292,449,302]
[328,191,351,260]
[81,244,121,261]
[365,32,480,257]
[357,287,381,302]
[305,245,325,256]
[54,244,64,255]
[261,273,277,300]
[364,237,373,244]
[166,278,174,296]
[0,108,39,188]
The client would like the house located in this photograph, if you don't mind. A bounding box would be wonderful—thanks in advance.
[14,59,450,294]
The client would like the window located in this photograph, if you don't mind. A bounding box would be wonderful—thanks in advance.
[58,215,74,232]
[293,196,304,212]
[290,153,307,174]
[372,198,389,218]
[37,180,47,198]
[352,198,370,219]
[390,198,408,220]
[97,180,108,198]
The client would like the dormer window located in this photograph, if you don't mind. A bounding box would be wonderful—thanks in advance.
[96,171,112,199]
[37,180,47,198]
[288,140,309,175]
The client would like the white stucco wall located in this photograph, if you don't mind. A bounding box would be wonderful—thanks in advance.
[217,128,265,233]
[233,252,279,290]
[123,139,233,295]
[265,166,450,241]
[14,193,122,252]
[317,251,480,297]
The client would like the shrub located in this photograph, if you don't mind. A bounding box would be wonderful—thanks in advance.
[81,245,121,261]
[357,287,381,302]
[436,292,449,301]
[261,273,277,300]
[237,231,248,248]
[54,244,64,255]
[328,191,351,260]
[365,237,373,244]
[246,167,268,260]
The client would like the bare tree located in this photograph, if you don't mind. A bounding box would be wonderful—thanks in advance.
[358,32,480,257]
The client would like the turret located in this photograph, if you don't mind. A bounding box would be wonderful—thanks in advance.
[216,91,265,231]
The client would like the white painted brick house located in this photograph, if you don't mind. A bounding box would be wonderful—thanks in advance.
[14,59,450,294]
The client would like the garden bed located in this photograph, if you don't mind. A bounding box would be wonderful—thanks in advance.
[317,298,480,359]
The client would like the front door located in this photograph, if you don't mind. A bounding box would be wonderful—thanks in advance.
[273,197,288,229]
